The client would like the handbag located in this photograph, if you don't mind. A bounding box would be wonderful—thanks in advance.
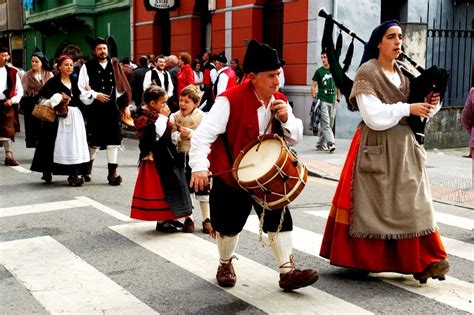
[32,102,56,122]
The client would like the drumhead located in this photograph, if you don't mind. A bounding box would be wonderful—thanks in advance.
[237,139,281,182]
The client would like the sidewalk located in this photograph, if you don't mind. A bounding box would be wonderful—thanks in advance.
[294,135,474,209]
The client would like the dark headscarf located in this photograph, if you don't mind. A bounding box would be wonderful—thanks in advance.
[32,51,50,71]
[360,20,400,65]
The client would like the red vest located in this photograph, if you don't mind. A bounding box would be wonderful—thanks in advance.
[222,68,237,91]
[208,80,287,188]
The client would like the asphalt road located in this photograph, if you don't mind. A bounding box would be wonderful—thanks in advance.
[0,133,472,314]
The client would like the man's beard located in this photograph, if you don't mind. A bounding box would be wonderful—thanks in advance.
[96,54,108,61]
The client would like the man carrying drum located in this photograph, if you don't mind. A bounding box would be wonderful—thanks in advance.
[189,39,318,291]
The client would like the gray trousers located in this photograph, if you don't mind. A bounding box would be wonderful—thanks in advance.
[317,101,336,146]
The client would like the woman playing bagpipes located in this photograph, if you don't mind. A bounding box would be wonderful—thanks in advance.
[319,20,449,284]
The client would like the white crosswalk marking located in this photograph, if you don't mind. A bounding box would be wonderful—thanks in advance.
[2,197,472,313]
[111,222,372,314]
[0,236,157,314]
[304,210,474,261]
[243,215,474,313]
[9,165,31,173]
[0,196,133,222]
[305,210,474,231]
[0,198,90,218]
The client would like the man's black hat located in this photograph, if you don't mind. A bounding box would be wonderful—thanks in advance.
[243,39,285,74]
[214,51,227,64]
[85,35,108,49]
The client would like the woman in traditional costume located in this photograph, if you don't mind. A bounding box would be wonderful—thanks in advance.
[130,86,193,232]
[30,55,89,186]
[20,51,53,148]
[319,20,449,284]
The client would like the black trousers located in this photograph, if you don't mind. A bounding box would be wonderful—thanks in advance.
[210,177,293,235]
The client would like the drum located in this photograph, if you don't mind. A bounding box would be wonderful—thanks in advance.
[232,134,308,210]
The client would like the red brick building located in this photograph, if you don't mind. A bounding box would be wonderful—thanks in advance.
[133,0,309,87]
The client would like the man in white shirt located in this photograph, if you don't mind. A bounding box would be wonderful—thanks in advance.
[78,36,124,185]
[0,47,23,166]
[189,39,318,292]
[212,51,237,99]
[142,55,174,99]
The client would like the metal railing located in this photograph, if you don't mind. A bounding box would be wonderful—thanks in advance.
[426,2,473,106]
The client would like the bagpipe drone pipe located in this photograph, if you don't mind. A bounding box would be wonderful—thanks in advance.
[318,8,449,145]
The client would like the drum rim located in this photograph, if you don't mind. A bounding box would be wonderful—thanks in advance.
[232,134,286,185]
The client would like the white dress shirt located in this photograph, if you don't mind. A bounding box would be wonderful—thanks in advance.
[0,67,24,103]
[356,71,440,130]
[215,66,230,96]
[78,62,123,105]
[142,68,174,98]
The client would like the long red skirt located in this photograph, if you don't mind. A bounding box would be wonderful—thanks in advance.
[130,160,185,221]
[319,129,447,274]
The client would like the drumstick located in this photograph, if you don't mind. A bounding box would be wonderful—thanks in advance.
[209,163,255,177]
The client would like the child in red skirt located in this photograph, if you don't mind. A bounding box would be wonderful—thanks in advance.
[130,86,193,232]
[170,84,211,234]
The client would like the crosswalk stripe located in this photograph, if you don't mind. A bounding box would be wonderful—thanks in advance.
[0,196,133,222]
[111,222,372,314]
[243,215,474,313]
[305,210,474,231]
[0,236,157,314]
[75,196,133,222]
[433,212,474,230]
[9,165,32,173]
[0,198,90,218]
[304,210,474,261]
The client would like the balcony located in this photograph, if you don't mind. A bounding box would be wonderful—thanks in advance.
[0,1,22,32]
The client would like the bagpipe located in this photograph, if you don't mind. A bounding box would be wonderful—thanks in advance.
[318,8,449,144]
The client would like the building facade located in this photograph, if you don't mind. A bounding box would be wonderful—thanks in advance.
[22,0,131,67]
[133,0,472,140]
[0,0,24,67]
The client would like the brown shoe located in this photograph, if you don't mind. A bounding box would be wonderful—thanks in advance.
[278,255,318,292]
[183,217,195,233]
[4,151,19,166]
[216,256,237,287]
[413,259,450,284]
[202,218,212,234]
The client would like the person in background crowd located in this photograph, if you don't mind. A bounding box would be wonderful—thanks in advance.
[30,55,89,186]
[212,51,237,99]
[121,56,133,84]
[78,36,126,185]
[73,56,86,77]
[200,51,215,110]
[148,54,155,69]
[130,56,149,107]
[192,61,204,91]
[311,51,340,153]
[177,52,195,99]
[20,51,54,148]
[229,58,244,84]
[142,55,174,100]
[166,55,179,112]
[130,85,193,232]
[461,87,474,159]
[319,20,449,284]
[189,39,318,291]
[0,46,23,166]
[170,84,210,234]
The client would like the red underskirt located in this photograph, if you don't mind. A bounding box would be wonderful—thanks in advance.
[319,129,447,274]
[130,160,185,221]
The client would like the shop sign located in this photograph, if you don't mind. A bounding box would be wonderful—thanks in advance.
[10,36,24,50]
[144,0,178,10]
